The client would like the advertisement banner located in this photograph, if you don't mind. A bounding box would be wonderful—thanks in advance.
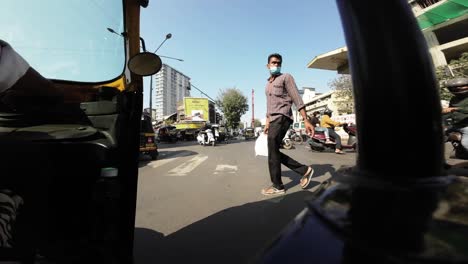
[333,114,356,124]
[184,97,209,121]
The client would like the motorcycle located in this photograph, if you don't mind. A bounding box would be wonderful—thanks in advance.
[197,128,216,146]
[288,128,304,144]
[307,123,357,152]
[281,129,294,150]
[445,127,468,159]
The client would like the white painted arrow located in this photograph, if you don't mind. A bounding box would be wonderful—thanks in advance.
[213,164,238,174]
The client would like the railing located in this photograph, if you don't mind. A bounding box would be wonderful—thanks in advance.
[414,0,442,9]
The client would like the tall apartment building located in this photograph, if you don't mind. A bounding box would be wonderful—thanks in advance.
[152,64,191,121]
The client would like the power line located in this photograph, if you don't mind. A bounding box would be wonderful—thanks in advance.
[190,83,217,103]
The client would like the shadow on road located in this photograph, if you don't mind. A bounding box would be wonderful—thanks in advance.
[134,191,317,264]
[282,164,339,190]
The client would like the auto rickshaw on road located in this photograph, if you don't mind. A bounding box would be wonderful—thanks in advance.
[244,127,255,140]
[140,114,158,160]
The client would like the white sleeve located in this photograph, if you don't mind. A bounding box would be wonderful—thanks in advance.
[0,40,30,93]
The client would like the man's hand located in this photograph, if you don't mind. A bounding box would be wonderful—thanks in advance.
[304,119,314,137]
[264,123,270,134]
[264,117,270,134]
[442,107,458,114]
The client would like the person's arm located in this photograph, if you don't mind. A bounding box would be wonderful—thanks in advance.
[284,74,305,111]
[323,115,341,127]
[299,109,314,136]
[264,116,270,134]
[442,107,458,114]
[283,74,314,135]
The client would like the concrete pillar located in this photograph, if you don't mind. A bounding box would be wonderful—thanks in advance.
[423,31,447,67]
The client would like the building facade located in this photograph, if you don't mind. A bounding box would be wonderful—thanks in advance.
[308,1,468,73]
[292,87,320,123]
[152,64,191,121]
[409,0,468,68]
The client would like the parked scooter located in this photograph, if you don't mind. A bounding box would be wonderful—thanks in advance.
[307,123,357,152]
[197,128,216,146]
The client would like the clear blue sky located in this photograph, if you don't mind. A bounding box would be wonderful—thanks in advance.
[140,0,346,124]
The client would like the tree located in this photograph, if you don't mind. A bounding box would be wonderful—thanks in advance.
[254,118,262,127]
[216,88,249,129]
[329,74,354,114]
[435,52,468,101]
[239,122,244,129]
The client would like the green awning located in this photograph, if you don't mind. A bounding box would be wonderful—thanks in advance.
[417,0,468,30]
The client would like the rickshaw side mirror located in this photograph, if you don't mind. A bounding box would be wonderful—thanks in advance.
[128,52,162,76]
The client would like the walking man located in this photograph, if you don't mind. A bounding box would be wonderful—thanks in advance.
[262,53,315,195]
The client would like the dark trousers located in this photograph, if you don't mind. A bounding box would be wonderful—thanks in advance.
[267,116,308,189]
[327,128,342,150]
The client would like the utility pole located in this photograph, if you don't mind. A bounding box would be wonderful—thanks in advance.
[251,88,255,128]
[149,75,153,119]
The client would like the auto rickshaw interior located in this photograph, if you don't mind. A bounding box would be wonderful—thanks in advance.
[0,1,160,262]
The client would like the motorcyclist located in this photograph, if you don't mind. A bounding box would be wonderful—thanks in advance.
[320,108,345,154]
[310,111,334,144]
[442,77,468,158]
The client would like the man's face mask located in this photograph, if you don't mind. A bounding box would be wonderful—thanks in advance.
[269,66,281,75]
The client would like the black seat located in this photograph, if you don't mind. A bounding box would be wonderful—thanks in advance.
[0,101,120,262]
[80,86,123,147]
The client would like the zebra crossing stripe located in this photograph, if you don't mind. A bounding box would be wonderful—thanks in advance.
[148,151,192,169]
[167,155,208,176]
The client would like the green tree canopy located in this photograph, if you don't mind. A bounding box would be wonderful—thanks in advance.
[329,74,354,115]
[216,88,249,129]
[436,52,468,101]
[254,118,262,127]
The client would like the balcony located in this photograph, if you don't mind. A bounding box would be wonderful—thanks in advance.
[415,0,468,30]
[414,0,443,9]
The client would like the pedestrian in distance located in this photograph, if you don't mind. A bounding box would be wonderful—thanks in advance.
[262,53,316,196]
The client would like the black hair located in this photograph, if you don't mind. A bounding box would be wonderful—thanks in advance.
[313,111,320,116]
[268,53,282,64]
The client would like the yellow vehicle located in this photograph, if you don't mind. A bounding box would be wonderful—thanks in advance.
[174,120,205,140]
[140,114,158,159]
[0,0,160,262]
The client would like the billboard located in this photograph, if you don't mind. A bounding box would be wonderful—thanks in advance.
[184,97,209,121]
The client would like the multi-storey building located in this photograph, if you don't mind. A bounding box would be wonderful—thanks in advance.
[409,0,468,68]
[152,64,191,121]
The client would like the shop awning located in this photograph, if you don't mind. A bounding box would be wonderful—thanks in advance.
[306,47,349,74]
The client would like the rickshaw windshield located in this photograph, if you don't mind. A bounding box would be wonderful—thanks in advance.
[0,0,125,83]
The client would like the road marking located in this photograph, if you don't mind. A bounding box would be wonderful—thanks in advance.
[167,155,208,176]
[148,151,192,169]
[213,164,238,174]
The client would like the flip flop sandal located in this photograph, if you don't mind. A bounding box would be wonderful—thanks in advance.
[261,186,285,195]
[300,167,315,189]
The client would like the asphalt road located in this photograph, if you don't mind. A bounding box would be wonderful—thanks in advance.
[133,138,356,264]
[133,138,464,264]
